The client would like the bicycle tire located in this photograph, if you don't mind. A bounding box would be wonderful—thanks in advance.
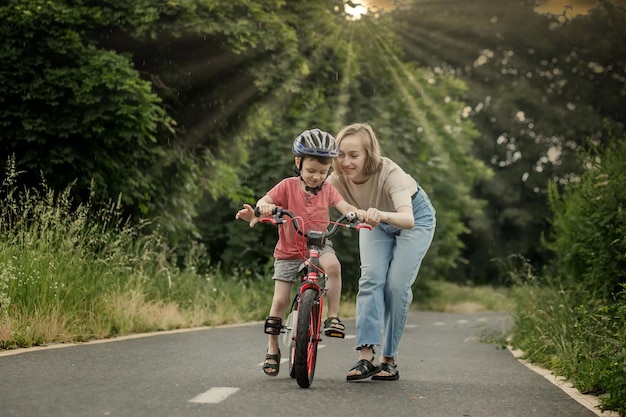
[294,288,320,388]
[289,339,296,378]
[284,310,298,378]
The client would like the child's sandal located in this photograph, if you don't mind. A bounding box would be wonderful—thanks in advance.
[262,349,281,376]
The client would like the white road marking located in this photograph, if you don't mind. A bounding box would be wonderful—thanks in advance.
[433,322,446,326]
[345,334,356,339]
[405,324,418,328]
[189,387,239,404]
[457,319,469,324]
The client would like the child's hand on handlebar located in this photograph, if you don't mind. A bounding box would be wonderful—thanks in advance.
[255,203,276,218]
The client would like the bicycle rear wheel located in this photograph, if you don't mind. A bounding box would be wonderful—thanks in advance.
[294,288,320,388]
[285,310,297,378]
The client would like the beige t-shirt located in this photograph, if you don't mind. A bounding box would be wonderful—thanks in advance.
[328,157,418,212]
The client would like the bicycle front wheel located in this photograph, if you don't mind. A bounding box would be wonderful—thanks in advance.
[294,288,320,388]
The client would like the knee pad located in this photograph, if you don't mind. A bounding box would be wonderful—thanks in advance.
[264,316,283,335]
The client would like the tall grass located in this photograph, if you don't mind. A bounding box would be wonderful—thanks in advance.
[0,158,274,349]
[510,262,626,416]
[510,137,626,416]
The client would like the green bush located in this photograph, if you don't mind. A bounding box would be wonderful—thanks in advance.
[545,137,626,296]
[512,134,626,416]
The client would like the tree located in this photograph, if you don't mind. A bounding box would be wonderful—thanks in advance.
[1,0,495,288]
[392,0,626,283]
[218,9,490,289]
[0,0,341,241]
[0,0,173,209]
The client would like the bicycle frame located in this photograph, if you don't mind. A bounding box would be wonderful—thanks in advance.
[258,207,371,388]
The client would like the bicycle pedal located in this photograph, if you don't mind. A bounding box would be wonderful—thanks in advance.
[323,330,346,339]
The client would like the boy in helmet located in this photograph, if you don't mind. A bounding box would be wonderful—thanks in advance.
[235,129,360,377]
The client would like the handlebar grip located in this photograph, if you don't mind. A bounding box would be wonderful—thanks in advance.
[345,211,371,231]
[254,206,281,225]
[254,206,279,217]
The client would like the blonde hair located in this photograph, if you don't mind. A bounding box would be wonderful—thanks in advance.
[333,123,383,176]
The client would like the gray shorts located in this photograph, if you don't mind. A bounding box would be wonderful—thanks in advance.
[272,241,335,283]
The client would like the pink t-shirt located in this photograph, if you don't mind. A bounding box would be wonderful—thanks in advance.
[267,177,343,260]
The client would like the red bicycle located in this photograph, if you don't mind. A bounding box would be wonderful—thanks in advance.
[256,207,371,388]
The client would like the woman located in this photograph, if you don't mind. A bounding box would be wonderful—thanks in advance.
[327,122,436,381]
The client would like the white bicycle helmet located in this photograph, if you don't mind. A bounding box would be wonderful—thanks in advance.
[292,129,338,157]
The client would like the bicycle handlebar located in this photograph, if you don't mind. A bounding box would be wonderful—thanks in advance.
[253,206,371,238]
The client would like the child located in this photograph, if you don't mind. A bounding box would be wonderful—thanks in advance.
[235,128,359,377]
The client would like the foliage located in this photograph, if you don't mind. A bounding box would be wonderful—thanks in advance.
[393,0,626,284]
[512,277,626,416]
[511,135,626,416]
[322,15,491,286]
[216,10,491,291]
[545,135,626,296]
[1,0,497,287]
[0,0,173,206]
[0,166,273,348]
[0,0,325,244]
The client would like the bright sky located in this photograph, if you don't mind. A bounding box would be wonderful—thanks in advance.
[534,0,602,16]
[344,0,397,19]
[347,0,625,19]
[360,0,396,9]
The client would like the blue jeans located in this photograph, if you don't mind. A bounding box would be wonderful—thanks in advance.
[355,187,436,358]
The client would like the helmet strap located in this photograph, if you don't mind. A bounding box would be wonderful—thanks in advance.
[304,182,322,195]
[294,156,333,196]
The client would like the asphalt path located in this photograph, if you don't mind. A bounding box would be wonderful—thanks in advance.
[0,311,600,417]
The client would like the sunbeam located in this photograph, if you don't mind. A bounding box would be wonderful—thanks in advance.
[357,18,452,163]
[334,24,357,129]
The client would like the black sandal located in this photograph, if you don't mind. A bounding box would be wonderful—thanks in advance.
[323,317,346,338]
[371,362,399,381]
[346,357,379,381]
[263,349,281,377]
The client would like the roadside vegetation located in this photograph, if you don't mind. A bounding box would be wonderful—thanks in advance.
[0,160,275,349]
[510,137,626,416]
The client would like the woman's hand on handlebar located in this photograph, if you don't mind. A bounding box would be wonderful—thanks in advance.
[354,209,374,226]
